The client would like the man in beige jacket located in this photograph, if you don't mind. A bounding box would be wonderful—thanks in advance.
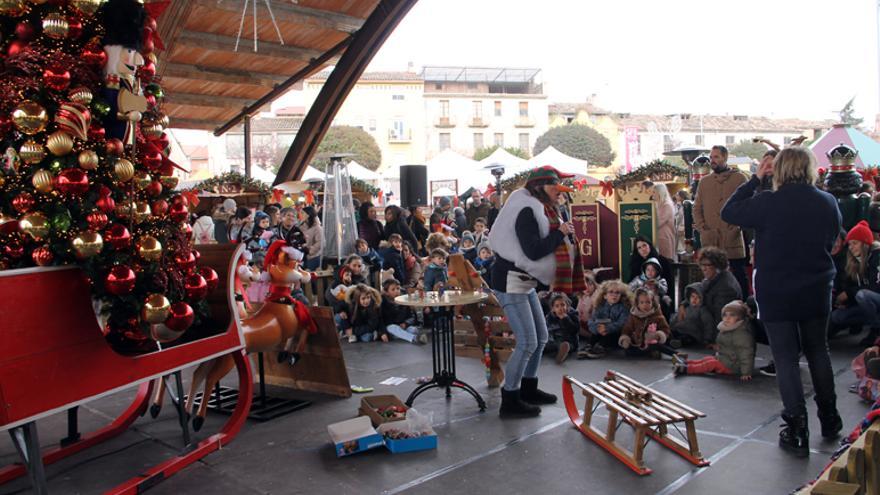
[693,145,750,295]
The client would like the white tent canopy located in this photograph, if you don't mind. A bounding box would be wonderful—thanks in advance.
[426,149,486,194]
[478,147,530,176]
[528,146,589,176]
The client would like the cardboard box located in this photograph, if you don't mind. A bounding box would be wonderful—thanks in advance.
[327,416,385,457]
[377,422,438,454]
[359,395,408,427]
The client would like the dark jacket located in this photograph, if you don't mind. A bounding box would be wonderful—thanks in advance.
[721,175,841,322]
[381,294,416,327]
[701,270,742,326]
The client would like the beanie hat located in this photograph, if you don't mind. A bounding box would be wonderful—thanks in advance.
[846,220,874,246]
[721,300,749,321]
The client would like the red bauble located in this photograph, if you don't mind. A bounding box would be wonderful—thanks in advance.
[15,22,35,41]
[66,16,82,39]
[151,199,168,217]
[96,195,116,214]
[199,267,219,292]
[168,202,188,223]
[4,240,24,259]
[105,138,124,157]
[146,180,162,197]
[12,193,35,213]
[86,211,108,230]
[142,151,162,171]
[7,40,28,57]
[184,273,208,300]
[43,66,71,91]
[32,245,53,266]
[88,123,105,141]
[55,168,90,196]
[175,251,196,273]
[138,61,155,82]
[104,223,131,250]
[105,265,136,295]
[82,43,107,68]
[164,302,194,332]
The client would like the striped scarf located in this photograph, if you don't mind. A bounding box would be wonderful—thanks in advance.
[545,206,586,295]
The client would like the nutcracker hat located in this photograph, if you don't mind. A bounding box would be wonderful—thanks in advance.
[526,165,575,192]
[846,220,874,246]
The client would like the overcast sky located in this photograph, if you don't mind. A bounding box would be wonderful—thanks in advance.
[366,0,880,124]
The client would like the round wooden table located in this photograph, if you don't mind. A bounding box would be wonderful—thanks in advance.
[396,290,489,411]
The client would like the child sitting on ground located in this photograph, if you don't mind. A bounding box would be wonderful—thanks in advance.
[343,284,382,343]
[460,231,477,264]
[619,287,675,358]
[473,243,494,286]
[423,248,449,291]
[576,272,598,359]
[355,238,383,279]
[380,279,427,345]
[670,283,715,347]
[544,292,579,364]
[673,300,755,381]
[584,280,633,359]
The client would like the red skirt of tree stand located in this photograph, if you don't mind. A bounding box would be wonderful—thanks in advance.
[0,244,253,494]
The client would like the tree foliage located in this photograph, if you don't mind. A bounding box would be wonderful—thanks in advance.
[729,140,770,160]
[839,97,864,127]
[311,126,382,171]
[472,145,530,161]
[533,124,615,165]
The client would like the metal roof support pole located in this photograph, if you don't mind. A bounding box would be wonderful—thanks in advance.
[244,115,252,178]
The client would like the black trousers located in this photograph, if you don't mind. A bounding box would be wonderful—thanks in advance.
[763,315,837,417]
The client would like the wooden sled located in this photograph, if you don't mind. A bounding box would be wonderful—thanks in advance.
[797,420,880,495]
[562,371,709,475]
[446,254,511,387]
[261,306,352,397]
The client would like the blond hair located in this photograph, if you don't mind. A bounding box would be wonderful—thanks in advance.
[772,147,818,191]
[592,280,634,309]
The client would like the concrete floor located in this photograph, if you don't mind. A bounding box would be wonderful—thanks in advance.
[0,332,874,495]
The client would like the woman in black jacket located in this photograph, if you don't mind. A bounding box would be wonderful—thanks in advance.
[721,146,842,457]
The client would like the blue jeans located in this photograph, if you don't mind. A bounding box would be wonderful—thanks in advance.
[386,324,419,343]
[494,289,548,391]
[831,289,880,329]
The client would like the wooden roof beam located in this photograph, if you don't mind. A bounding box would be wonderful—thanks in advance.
[161,62,289,87]
[177,31,326,62]
[191,0,365,33]
[170,92,255,108]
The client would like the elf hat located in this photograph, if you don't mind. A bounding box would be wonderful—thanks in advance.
[846,220,874,246]
[526,165,575,192]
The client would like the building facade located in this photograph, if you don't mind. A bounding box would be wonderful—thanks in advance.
[422,67,549,160]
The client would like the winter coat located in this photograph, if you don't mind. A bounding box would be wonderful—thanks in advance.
[620,308,670,349]
[301,220,323,261]
[693,168,749,259]
[381,294,415,327]
[465,201,491,231]
[715,320,755,377]
[655,198,676,259]
[721,175,841,322]
[587,301,629,336]
[701,270,742,326]
[546,309,579,344]
[423,263,448,291]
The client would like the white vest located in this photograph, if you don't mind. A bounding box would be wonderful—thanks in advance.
[488,189,557,285]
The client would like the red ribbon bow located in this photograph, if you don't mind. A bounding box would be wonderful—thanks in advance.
[599,180,615,197]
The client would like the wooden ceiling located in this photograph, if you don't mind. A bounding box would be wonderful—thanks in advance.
[155,0,381,131]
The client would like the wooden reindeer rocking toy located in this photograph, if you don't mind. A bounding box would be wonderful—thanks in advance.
[151,240,317,431]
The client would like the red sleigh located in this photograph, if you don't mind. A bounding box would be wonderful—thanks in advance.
[0,243,253,494]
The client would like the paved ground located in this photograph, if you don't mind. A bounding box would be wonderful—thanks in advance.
[0,331,873,495]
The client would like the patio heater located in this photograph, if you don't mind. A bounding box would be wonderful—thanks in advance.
[484,163,505,205]
[320,153,358,266]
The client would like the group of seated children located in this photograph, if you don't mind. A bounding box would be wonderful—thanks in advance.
[542,267,756,382]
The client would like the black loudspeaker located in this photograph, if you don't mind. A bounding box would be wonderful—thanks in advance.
[400,164,428,207]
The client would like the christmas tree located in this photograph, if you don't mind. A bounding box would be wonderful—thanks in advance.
[0,0,215,353]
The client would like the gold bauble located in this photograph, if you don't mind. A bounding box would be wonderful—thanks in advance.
[70,0,104,17]
[142,294,171,324]
[134,170,151,190]
[19,140,46,164]
[159,176,179,190]
[134,202,151,223]
[114,158,134,182]
[42,13,69,39]
[46,131,74,156]
[71,231,103,259]
[142,124,164,139]
[12,100,48,135]
[19,212,49,240]
[0,0,26,16]
[69,87,94,105]
[138,235,162,261]
[32,169,54,193]
[78,150,99,170]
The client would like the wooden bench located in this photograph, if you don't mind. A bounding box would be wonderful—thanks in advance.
[797,421,880,495]
[562,371,709,475]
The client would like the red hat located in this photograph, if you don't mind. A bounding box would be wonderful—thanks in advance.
[846,220,874,246]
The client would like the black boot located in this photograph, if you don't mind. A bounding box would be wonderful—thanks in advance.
[520,377,557,404]
[817,402,843,439]
[499,388,541,418]
[779,413,809,457]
